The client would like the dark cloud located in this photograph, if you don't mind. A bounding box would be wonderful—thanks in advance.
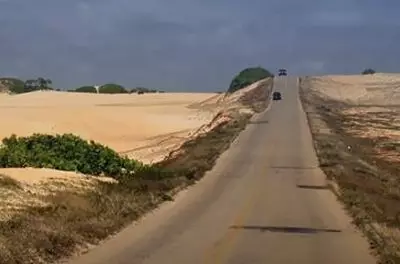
[0,0,399,91]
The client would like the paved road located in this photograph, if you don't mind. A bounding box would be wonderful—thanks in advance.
[69,77,376,264]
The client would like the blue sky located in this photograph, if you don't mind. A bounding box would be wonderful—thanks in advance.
[0,0,399,91]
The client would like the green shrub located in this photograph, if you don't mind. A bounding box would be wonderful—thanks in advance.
[99,84,127,94]
[362,68,376,75]
[0,78,25,94]
[228,67,273,93]
[0,134,140,179]
[75,86,97,93]
[129,87,158,94]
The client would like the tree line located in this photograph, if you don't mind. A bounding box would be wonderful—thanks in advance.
[24,77,53,92]
[72,84,164,94]
[0,77,54,94]
[1,67,378,95]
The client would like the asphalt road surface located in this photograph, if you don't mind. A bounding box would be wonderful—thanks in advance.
[69,77,376,264]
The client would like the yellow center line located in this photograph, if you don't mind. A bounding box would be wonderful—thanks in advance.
[202,181,263,264]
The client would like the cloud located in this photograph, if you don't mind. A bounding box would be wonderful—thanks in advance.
[0,0,399,91]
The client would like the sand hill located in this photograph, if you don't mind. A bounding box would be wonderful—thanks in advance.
[0,78,271,222]
[306,73,400,105]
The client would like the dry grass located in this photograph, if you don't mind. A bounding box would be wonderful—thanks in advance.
[0,174,21,190]
[0,183,160,264]
[300,76,400,263]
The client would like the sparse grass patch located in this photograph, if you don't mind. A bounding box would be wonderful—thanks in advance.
[300,77,400,263]
[0,183,161,264]
[158,112,252,181]
[0,174,21,190]
[239,78,273,113]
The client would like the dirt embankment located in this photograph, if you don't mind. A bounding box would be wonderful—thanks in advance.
[0,78,273,264]
[125,78,273,164]
[300,75,400,263]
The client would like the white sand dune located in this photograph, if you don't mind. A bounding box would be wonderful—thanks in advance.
[305,73,400,163]
[307,73,400,105]
[0,91,217,155]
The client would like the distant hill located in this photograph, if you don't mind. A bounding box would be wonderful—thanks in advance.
[0,78,25,93]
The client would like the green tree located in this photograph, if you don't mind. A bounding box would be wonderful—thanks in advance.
[37,77,53,89]
[24,77,53,92]
[24,79,37,92]
[99,83,127,94]
[75,86,97,93]
[362,68,376,75]
[228,67,274,93]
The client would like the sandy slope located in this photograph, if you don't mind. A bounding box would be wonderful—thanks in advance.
[0,80,269,166]
[307,73,400,105]
[0,91,216,161]
[305,73,400,157]
[0,168,116,221]
[0,91,214,220]
[0,79,271,221]
[113,80,268,163]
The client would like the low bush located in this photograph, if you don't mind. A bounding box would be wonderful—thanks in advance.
[99,84,127,94]
[362,68,376,75]
[74,86,97,93]
[130,87,159,94]
[0,134,140,180]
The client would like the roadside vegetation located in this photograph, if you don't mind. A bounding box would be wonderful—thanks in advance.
[0,133,185,264]
[228,67,274,93]
[0,75,273,264]
[0,134,140,179]
[300,77,400,264]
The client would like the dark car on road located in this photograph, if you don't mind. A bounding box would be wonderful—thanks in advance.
[278,69,287,76]
[272,91,282,100]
